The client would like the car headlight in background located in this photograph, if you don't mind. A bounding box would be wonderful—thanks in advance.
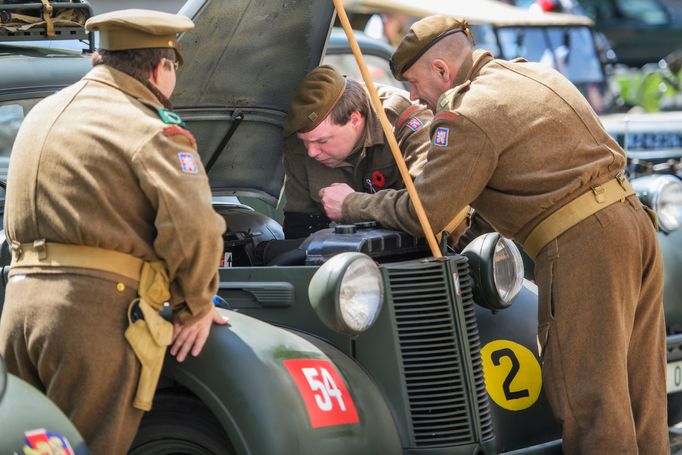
[309,252,384,335]
[631,174,682,233]
[462,233,524,311]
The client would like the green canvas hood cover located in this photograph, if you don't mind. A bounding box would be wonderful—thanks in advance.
[174,0,335,206]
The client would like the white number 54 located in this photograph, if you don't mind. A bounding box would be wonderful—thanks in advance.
[302,367,347,412]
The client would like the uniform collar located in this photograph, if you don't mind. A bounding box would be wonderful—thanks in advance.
[83,65,168,109]
[452,48,494,89]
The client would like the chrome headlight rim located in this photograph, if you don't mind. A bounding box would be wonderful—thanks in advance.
[631,174,682,233]
[462,233,525,311]
[309,252,384,336]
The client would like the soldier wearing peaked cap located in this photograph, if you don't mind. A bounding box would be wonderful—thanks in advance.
[282,64,432,239]
[0,9,227,453]
[320,15,668,454]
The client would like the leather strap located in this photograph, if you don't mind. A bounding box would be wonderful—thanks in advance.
[11,242,143,282]
[523,176,635,259]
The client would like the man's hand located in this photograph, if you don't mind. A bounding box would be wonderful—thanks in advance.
[170,307,229,362]
[319,183,355,222]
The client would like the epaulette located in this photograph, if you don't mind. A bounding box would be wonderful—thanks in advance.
[137,98,195,146]
[437,80,471,112]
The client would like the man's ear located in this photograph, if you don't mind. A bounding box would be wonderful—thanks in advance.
[149,60,164,84]
[432,59,450,85]
[349,111,363,128]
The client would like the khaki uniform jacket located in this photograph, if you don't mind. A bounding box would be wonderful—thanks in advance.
[342,50,626,243]
[283,84,431,227]
[4,65,226,322]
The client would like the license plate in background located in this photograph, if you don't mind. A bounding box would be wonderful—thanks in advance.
[668,360,682,393]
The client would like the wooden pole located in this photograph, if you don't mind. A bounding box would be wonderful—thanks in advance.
[332,0,443,258]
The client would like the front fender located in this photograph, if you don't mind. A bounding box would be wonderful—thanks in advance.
[0,373,88,454]
[164,309,401,455]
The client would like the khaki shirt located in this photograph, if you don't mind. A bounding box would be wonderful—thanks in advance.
[283,84,431,216]
[4,65,226,322]
[342,50,626,243]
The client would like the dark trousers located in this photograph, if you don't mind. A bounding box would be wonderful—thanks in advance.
[535,195,668,454]
[0,272,144,455]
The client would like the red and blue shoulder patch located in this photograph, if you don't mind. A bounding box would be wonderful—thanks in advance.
[177,152,199,174]
[433,127,449,147]
[163,125,196,147]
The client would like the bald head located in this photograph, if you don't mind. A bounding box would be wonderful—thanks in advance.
[401,32,472,111]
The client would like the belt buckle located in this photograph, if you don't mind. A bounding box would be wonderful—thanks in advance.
[591,185,606,204]
[33,239,47,260]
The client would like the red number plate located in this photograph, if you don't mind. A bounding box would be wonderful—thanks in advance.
[283,359,360,428]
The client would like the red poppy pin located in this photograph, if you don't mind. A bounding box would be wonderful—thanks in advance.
[371,170,386,188]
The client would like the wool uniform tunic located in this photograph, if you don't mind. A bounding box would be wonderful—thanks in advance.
[283,84,431,238]
[342,49,668,454]
[0,64,225,454]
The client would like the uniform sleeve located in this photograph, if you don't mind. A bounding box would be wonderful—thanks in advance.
[394,104,432,179]
[342,113,497,237]
[132,129,226,324]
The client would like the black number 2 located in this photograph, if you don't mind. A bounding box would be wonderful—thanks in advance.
[491,348,530,400]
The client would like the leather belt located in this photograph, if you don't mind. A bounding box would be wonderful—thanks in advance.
[523,176,635,259]
[10,241,143,282]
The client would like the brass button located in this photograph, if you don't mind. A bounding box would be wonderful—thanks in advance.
[116,282,126,292]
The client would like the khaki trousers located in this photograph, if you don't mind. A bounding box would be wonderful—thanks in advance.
[0,272,144,455]
[535,195,668,454]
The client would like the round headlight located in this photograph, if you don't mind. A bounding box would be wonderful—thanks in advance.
[462,233,524,311]
[309,252,384,335]
[493,237,525,303]
[631,174,682,232]
[339,256,384,332]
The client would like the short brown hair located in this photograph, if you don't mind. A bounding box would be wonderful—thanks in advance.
[329,78,369,125]
[91,48,176,80]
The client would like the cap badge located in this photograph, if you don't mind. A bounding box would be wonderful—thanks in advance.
[308,112,319,122]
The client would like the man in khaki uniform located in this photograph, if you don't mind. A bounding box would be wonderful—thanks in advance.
[282,65,431,238]
[320,15,667,454]
[0,10,227,454]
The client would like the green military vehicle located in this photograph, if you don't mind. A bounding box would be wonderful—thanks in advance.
[0,0,681,453]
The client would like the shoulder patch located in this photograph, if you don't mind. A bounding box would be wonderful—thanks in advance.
[163,125,196,146]
[177,152,199,174]
[435,112,459,123]
[433,127,449,147]
[156,107,187,127]
[405,116,424,132]
[395,105,421,130]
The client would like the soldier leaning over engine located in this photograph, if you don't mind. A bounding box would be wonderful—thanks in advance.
[0,9,227,454]
[320,15,668,455]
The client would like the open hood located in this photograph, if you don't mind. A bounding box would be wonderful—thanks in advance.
[174,0,335,205]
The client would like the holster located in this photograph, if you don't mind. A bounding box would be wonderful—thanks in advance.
[124,260,173,411]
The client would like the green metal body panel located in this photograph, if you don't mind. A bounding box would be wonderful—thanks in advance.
[165,309,402,455]
[0,372,88,454]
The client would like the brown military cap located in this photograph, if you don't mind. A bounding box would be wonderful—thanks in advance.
[390,15,474,81]
[283,65,347,137]
[85,9,194,65]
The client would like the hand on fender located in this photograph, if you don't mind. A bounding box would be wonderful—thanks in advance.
[170,307,229,362]
[319,183,355,222]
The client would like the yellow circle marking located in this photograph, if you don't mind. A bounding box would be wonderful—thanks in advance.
[480,339,542,411]
[116,282,126,292]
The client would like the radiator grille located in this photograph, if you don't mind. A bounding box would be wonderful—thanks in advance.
[385,258,493,447]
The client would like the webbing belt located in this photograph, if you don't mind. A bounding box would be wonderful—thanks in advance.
[523,176,635,259]
[10,241,143,282]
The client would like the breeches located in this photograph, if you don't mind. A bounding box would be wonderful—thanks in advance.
[0,272,144,455]
[535,195,668,455]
